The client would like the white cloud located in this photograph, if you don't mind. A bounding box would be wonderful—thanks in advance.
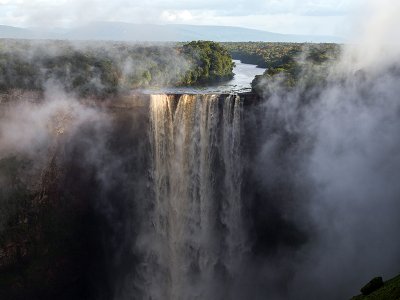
[0,0,361,36]
[161,10,194,22]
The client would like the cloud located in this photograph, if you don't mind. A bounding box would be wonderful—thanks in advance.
[161,10,194,22]
[0,0,358,35]
[340,0,400,71]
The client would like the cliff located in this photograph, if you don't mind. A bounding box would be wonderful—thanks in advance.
[0,91,262,299]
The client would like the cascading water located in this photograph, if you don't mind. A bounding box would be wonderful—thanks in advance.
[140,93,244,300]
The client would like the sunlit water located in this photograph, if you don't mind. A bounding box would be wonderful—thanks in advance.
[141,60,266,94]
[140,94,244,299]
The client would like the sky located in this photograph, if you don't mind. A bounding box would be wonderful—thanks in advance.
[0,0,362,36]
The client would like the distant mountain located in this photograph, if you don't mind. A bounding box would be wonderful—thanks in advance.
[0,22,344,43]
[0,25,33,39]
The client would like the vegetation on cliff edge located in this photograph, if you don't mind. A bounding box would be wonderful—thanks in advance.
[351,274,400,300]
[222,42,341,93]
[0,40,234,98]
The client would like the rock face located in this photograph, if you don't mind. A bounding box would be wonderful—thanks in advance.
[1,91,308,299]
[361,277,384,296]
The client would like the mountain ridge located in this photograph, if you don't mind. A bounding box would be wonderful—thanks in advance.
[0,22,343,43]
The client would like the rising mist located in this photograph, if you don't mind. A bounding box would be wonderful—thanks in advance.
[0,1,399,300]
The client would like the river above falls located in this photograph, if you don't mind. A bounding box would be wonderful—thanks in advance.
[140,60,266,94]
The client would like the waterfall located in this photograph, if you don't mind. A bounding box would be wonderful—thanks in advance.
[141,93,244,300]
[221,95,245,274]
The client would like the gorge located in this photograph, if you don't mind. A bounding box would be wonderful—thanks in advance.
[1,38,400,300]
[0,91,277,300]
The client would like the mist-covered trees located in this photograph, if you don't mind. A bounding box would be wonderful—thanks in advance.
[222,42,341,92]
[0,40,234,97]
[223,42,340,69]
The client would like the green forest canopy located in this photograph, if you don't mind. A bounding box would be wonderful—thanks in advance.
[0,40,234,97]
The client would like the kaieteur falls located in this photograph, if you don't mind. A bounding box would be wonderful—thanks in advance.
[144,94,244,299]
[1,4,400,297]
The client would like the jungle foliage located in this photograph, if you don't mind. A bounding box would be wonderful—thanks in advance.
[351,274,400,300]
[222,42,341,92]
[180,41,234,84]
[0,40,234,97]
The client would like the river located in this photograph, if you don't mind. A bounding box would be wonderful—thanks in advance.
[141,60,266,94]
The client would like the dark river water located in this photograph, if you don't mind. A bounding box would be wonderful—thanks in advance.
[141,60,266,94]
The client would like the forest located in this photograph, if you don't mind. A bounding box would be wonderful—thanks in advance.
[223,42,341,91]
[0,40,234,97]
[0,40,344,98]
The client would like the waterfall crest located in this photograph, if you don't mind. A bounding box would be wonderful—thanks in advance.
[140,93,244,300]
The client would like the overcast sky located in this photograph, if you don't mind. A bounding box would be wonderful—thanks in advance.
[0,0,363,36]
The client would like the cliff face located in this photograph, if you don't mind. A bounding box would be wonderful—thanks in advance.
[0,91,308,299]
[0,92,264,299]
[0,95,93,299]
[0,93,123,298]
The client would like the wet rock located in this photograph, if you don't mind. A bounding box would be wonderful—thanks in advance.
[360,276,384,295]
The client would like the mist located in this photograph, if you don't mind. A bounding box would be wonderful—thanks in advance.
[0,39,191,96]
[0,1,399,299]
[243,1,400,298]
[249,62,400,299]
